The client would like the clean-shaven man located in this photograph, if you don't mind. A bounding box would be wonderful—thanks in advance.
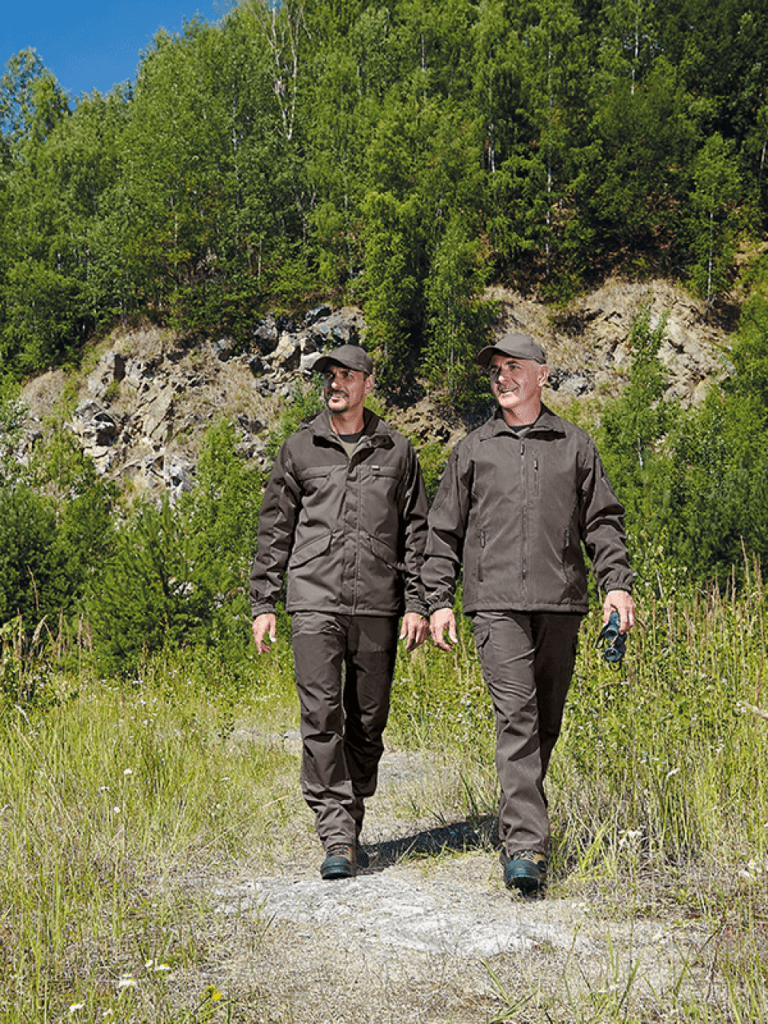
[425,332,635,895]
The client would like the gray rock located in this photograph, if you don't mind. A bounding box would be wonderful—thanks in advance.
[304,304,332,326]
[163,454,194,503]
[311,312,358,347]
[271,335,302,372]
[253,317,279,349]
[249,355,268,377]
[137,387,174,441]
[70,404,123,448]
[213,337,236,362]
[86,352,125,397]
[123,357,153,391]
[219,873,593,959]
[237,414,266,435]
[547,369,592,396]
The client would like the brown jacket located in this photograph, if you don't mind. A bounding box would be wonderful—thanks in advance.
[423,406,632,615]
[250,408,428,618]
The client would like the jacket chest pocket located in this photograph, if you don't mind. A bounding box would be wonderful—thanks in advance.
[366,464,402,505]
[297,466,341,494]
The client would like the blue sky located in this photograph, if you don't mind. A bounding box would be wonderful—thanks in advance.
[2,1,236,101]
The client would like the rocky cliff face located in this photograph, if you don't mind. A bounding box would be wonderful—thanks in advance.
[19,279,728,500]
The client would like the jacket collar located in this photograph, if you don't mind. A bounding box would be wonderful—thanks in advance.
[478,403,567,440]
[306,407,393,449]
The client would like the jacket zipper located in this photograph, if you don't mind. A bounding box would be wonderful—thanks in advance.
[520,441,527,585]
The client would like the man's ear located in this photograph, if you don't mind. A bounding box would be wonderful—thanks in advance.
[364,373,376,395]
[538,364,549,386]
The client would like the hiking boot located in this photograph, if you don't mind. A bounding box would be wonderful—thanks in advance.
[320,843,356,880]
[500,849,548,895]
[356,846,370,870]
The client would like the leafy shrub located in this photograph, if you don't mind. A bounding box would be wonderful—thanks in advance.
[88,500,216,674]
[0,485,60,623]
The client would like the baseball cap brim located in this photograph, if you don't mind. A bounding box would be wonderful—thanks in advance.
[313,344,373,376]
[476,333,547,367]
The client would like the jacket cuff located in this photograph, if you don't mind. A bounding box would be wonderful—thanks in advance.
[404,602,429,619]
[251,604,277,619]
[426,591,455,617]
[601,575,633,594]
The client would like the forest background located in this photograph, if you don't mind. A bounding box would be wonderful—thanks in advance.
[1,0,768,668]
[2,5,768,1018]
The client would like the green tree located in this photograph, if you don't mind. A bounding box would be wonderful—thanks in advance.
[634,281,768,585]
[0,49,69,148]
[34,429,118,616]
[0,382,26,486]
[363,187,424,383]
[580,58,698,271]
[178,416,264,616]
[89,500,215,674]
[687,133,741,316]
[598,306,676,554]
[0,486,60,625]
[421,212,495,398]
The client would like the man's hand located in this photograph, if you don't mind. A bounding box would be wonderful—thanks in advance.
[400,612,429,652]
[603,590,636,634]
[430,607,458,651]
[252,613,278,654]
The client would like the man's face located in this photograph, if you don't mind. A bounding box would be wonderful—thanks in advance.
[489,354,548,420]
[322,364,373,416]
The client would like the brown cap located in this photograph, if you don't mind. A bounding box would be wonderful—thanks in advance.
[476,332,547,367]
[313,344,374,376]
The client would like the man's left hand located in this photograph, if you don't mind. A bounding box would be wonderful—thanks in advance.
[400,612,429,652]
[603,590,636,634]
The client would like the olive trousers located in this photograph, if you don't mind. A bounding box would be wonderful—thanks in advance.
[472,610,582,857]
[291,612,398,850]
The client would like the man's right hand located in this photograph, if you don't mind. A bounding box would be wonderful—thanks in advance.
[252,613,277,654]
[429,607,458,651]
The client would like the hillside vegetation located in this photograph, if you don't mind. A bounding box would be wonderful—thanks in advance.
[2,0,768,659]
[1,0,768,395]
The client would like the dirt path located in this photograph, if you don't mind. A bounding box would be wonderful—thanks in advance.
[190,746,710,1023]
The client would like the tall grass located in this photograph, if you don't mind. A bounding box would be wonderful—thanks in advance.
[387,563,768,878]
[0,645,301,1022]
[1,568,767,1022]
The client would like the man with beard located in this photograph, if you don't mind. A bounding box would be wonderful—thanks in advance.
[250,344,429,878]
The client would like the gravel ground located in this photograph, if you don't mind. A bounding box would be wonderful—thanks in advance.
[184,746,710,1023]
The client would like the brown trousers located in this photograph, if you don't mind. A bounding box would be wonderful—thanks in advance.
[291,612,398,850]
[472,610,582,857]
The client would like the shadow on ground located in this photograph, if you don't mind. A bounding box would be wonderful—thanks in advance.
[359,817,499,873]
